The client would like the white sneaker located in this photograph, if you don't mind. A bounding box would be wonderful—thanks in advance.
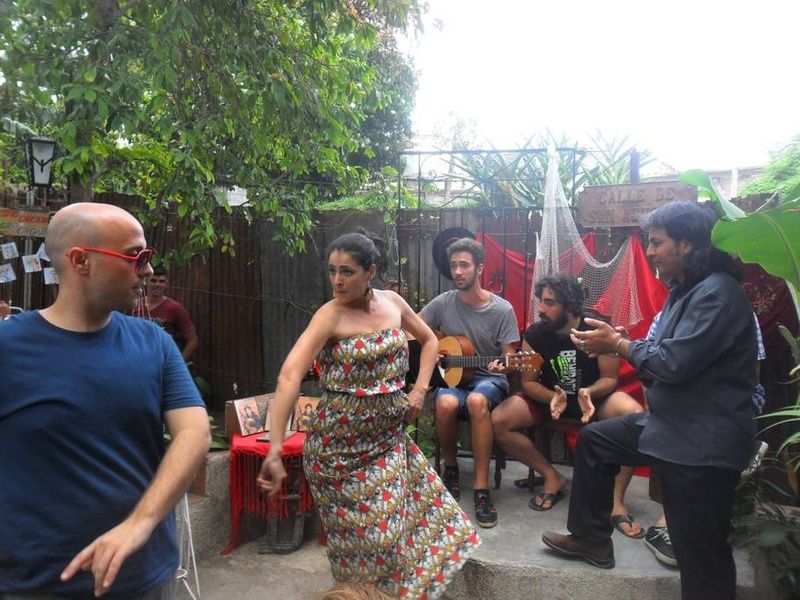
[740,440,768,481]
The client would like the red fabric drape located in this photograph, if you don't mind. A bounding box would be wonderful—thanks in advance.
[612,234,669,404]
[476,232,537,332]
[477,231,667,344]
[477,232,669,469]
[223,432,311,554]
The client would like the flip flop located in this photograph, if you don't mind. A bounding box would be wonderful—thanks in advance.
[610,514,645,539]
[528,490,563,511]
[514,475,545,489]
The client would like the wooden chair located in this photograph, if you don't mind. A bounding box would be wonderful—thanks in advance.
[519,417,583,492]
[430,396,506,490]
[538,417,584,463]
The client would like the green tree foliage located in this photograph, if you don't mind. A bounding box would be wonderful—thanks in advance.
[0,0,420,257]
[349,35,416,174]
[741,134,800,200]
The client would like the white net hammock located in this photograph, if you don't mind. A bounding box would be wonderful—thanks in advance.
[529,149,643,329]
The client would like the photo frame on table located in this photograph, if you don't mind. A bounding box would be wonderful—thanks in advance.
[291,396,321,432]
[263,394,295,433]
[233,396,266,436]
[256,394,297,442]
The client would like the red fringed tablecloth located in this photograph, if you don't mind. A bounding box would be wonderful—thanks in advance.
[223,432,314,553]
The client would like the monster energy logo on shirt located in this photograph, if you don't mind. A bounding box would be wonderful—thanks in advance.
[549,351,578,394]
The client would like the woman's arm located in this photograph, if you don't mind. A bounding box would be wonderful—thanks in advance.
[271,307,336,448]
[396,292,438,421]
[257,305,337,496]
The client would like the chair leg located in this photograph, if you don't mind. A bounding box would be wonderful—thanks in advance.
[494,447,505,489]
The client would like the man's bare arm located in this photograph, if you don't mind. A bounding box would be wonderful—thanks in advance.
[181,327,199,360]
[61,406,210,596]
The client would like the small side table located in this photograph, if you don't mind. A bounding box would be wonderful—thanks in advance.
[223,432,313,553]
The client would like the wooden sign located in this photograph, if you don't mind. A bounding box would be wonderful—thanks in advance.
[577,183,698,227]
[15,210,51,237]
[0,208,51,238]
[0,208,16,236]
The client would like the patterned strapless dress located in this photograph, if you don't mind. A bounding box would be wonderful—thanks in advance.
[303,327,479,599]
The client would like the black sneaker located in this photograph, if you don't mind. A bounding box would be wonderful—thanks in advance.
[474,490,498,528]
[644,526,677,567]
[442,466,460,500]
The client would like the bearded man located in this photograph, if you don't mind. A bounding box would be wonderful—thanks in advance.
[492,274,644,538]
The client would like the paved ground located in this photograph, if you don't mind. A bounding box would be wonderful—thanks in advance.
[178,460,768,600]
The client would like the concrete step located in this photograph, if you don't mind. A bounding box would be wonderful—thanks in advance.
[180,457,778,599]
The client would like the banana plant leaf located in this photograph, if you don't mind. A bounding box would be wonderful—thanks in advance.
[680,169,746,220]
[711,198,800,291]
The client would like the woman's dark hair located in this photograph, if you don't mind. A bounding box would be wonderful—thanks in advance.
[642,200,740,285]
[326,230,388,280]
[534,274,586,316]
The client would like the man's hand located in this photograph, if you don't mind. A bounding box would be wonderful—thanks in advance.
[570,318,620,358]
[61,518,155,597]
[550,386,567,420]
[257,452,288,499]
[577,388,596,424]
[486,358,507,374]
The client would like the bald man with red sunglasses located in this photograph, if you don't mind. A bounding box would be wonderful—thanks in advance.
[0,203,210,599]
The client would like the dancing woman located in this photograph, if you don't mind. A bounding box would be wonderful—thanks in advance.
[258,232,479,599]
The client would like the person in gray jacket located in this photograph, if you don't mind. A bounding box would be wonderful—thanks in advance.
[542,201,757,600]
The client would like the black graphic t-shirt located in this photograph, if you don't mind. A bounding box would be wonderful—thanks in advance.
[524,318,601,419]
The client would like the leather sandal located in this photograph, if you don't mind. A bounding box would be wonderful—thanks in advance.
[610,513,645,539]
[529,490,563,511]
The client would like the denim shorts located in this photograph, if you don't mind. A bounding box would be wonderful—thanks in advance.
[434,375,509,420]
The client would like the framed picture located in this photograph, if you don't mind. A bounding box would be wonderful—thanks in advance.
[292,396,320,432]
[261,393,295,433]
[233,396,265,436]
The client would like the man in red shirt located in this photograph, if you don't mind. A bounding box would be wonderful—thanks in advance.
[132,266,198,360]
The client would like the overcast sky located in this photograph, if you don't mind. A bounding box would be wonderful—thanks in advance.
[401,0,800,173]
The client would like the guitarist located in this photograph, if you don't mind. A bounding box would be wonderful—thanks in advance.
[491,274,644,537]
[419,238,520,529]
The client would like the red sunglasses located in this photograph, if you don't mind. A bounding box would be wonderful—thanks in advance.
[71,246,155,271]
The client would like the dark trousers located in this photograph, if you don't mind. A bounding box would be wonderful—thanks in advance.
[567,413,740,600]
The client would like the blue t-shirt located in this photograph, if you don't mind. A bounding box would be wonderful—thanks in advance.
[0,311,204,598]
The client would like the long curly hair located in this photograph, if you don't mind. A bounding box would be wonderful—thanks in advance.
[642,201,740,286]
[534,274,586,317]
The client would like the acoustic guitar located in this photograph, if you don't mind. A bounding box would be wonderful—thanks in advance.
[408,335,543,388]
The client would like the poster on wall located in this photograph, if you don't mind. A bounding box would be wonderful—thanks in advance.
[22,255,42,273]
[36,243,50,262]
[1,242,19,260]
[43,267,59,285]
[0,263,16,283]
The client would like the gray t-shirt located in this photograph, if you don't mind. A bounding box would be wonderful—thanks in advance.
[420,290,520,379]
